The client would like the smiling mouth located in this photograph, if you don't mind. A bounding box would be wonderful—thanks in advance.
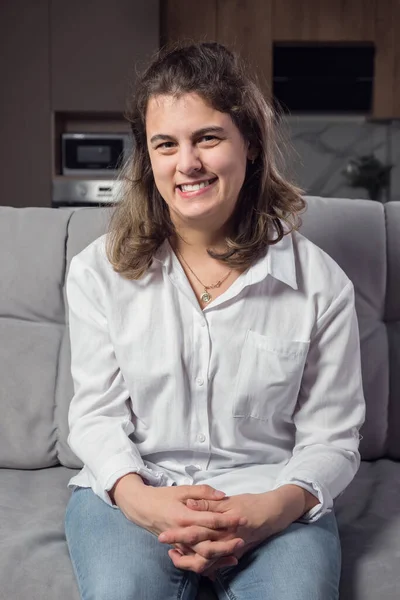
[177,178,218,192]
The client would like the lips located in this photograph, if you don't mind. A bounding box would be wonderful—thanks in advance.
[176,177,218,192]
[176,177,218,199]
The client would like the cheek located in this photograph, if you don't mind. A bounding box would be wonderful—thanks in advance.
[213,147,247,177]
[219,158,247,189]
[150,158,174,186]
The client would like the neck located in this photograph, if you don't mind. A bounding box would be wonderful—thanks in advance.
[171,222,231,257]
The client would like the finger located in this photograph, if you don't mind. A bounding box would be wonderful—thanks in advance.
[168,548,216,575]
[160,525,242,547]
[186,498,212,511]
[159,525,222,545]
[185,499,248,527]
[159,527,244,559]
[191,538,245,560]
[180,484,226,502]
[181,510,244,531]
[203,555,239,578]
[173,542,193,555]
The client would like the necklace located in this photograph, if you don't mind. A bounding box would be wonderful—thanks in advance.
[175,248,232,303]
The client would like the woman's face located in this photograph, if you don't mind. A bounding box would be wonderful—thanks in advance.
[146,92,252,232]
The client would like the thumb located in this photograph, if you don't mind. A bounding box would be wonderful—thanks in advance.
[186,498,222,512]
[181,485,226,502]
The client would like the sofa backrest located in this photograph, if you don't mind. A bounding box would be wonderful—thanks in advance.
[0,197,399,469]
[0,206,110,469]
[299,198,392,460]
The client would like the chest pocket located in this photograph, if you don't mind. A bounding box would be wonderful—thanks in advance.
[232,330,309,421]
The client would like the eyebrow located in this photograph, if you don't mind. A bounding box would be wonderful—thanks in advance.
[150,126,226,145]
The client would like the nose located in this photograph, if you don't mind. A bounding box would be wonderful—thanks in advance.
[177,144,202,174]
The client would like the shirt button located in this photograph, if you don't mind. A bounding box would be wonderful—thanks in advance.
[196,377,204,386]
[197,433,206,443]
[200,321,206,328]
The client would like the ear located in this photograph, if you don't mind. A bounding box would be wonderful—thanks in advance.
[246,143,258,162]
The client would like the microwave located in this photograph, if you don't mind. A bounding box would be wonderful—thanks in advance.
[61,133,132,176]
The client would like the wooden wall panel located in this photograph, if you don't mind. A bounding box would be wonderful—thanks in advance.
[160,0,217,47]
[393,1,400,116]
[271,0,317,41]
[161,0,400,117]
[217,0,272,98]
[272,0,375,42]
[160,1,272,99]
[333,0,376,41]
[373,0,395,118]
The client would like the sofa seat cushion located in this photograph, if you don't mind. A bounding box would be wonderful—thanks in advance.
[0,466,80,600]
[0,466,216,600]
[1,461,399,600]
[336,459,400,599]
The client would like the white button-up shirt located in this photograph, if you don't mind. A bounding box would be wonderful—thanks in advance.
[66,227,365,523]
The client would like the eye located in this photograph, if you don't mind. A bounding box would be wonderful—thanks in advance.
[156,141,175,150]
[199,135,218,143]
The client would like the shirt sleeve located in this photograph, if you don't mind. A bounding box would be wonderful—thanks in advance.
[66,253,170,505]
[272,280,366,523]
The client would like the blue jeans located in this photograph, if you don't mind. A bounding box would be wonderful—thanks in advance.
[65,487,341,600]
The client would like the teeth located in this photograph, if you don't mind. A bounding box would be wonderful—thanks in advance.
[181,179,214,192]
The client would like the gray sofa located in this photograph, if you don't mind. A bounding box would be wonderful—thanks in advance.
[1,196,399,600]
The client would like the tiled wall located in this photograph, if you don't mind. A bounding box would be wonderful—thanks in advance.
[281,116,400,202]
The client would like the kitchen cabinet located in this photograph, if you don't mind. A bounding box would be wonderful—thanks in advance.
[373,0,400,119]
[161,0,216,44]
[217,0,272,99]
[51,0,159,112]
[0,0,160,208]
[162,0,400,119]
[271,0,375,42]
[161,0,271,98]
[0,0,51,207]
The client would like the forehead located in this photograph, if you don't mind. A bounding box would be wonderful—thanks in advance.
[145,92,233,134]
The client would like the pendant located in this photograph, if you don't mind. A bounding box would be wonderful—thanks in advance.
[201,291,212,303]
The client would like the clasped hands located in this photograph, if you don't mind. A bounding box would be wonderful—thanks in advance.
[157,487,290,579]
[158,486,274,579]
[112,474,315,580]
[158,484,319,578]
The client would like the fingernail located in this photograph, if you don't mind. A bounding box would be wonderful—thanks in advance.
[189,500,198,507]
[213,489,225,497]
[239,517,247,525]
[236,540,245,549]
[158,534,166,542]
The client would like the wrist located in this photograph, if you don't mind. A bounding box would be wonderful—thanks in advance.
[273,484,319,521]
[303,488,320,513]
[109,473,159,532]
[109,472,146,505]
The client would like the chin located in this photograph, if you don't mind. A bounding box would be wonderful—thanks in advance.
[173,201,217,220]
[179,207,220,223]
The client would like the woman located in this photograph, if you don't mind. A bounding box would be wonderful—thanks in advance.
[65,42,365,600]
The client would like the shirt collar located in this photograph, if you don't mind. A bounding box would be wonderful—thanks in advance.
[153,239,174,273]
[153,230,298,291]
[235,230,298,291]
[264,230,298,290]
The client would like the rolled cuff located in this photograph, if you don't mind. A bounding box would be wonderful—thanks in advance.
[97,450,172,506]
[272,477,332,524]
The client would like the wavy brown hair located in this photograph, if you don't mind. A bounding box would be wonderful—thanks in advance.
[106,41,305,279]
